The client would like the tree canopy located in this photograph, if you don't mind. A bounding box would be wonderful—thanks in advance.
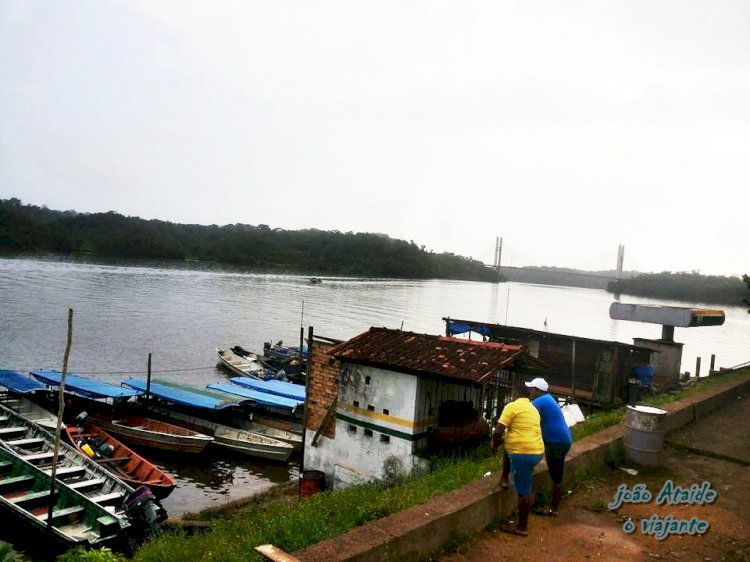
[0,198,500,282]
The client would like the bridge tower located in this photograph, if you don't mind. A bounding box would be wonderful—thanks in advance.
[616,244,625,279]
[493,236,503,274]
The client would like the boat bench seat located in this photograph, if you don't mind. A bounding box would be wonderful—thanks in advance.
[45,466,87,478]
[0,426,26,436]
[90,492,125,504]
[10,489,52,506]
[22,451,55,462]
[5,437,45,448]
[0,460,12,473]
[35,505,85,523]
[97,515,121,537]
[69,477,106,490]
[0,474,35,491]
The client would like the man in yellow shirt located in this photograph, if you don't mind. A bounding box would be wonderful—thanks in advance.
[492,381,544,536]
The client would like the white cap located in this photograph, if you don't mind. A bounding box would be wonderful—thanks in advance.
[525,377,549,392]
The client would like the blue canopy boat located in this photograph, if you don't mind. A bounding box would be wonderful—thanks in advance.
[207,382,304,418]
[30,370,142,401]
[120,379,294,462]
[0,370,49,394]
[228,377,306,402]
[121,378,250,411]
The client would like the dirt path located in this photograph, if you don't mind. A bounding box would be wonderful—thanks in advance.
[439,396,750,562]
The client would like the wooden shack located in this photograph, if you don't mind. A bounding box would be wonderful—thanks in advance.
[443,317,654,405]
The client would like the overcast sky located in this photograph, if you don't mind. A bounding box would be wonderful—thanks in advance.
[1,1,748,276]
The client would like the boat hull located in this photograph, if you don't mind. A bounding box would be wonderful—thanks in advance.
[0,447,129,551]
[144,407,294,462]
[65,422,177,500]
[94,415,213,454]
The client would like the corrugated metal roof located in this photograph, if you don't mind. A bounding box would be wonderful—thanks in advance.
[329,327,537,384]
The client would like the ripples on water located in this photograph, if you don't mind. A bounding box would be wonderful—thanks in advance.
[1,255,748,516]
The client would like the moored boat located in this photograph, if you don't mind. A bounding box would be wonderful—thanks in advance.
[228,376,306,402]
[217,346,274,380]
[0,446,129,550]
[0,370,58,431]
[65,418,177,499]
[121,380,295,461]
[148,409,293,462]
[92,415,213,455]
[0,403,167,536]
[207,382,304,420]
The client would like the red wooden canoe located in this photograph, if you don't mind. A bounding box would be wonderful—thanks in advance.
[65,421,177,500]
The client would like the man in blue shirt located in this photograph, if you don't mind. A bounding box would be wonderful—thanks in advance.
[526,377,573,516]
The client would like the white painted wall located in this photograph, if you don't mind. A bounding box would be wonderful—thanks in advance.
[305,363,481,490]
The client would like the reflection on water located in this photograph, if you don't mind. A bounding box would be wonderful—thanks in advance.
[138,446,297,516]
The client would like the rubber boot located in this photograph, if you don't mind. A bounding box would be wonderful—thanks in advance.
[550,483,564,514]
[517,496,532,534]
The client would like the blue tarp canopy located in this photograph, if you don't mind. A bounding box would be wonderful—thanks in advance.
[207,382,303,411]
[229,377,306,401]
[0,370,48,394]
[30,369,142,400]
[445,321,491,337]
[122,378,246,410]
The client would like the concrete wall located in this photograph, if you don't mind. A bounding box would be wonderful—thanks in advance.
[294,372,750,562]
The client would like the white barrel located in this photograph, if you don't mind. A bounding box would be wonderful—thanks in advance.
[623,405,667,466]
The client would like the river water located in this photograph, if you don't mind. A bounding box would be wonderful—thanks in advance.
[1,256,748,516]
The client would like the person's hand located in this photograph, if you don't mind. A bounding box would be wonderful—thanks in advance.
[491,430,503,453]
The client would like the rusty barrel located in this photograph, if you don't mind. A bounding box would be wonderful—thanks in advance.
[624,404,667,466]
[299,469,326,498]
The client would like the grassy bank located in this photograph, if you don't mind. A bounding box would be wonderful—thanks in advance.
[125,368,749,562]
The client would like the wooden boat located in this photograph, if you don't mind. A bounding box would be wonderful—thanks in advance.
[65,420,177,499]
[0,370,59,431]
[0,394,58,431]
[217,346,273,380]
[207,382,304,420]
[148,408,293,462]
[0,403,166,535]
[119,381,296,461]
[227,376,306,402]
[0,446,129,550]
[92,415,213,454]
[128,380,303,450]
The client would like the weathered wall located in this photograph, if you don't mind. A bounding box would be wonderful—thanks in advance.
[332,365,420,486]
[633,337,683,389]
[303,338,341,483]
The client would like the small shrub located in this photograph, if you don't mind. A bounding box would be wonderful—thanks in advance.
[0,541,21,562]
[56,547,124,562]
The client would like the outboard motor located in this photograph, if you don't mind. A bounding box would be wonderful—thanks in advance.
[123,485,168,535]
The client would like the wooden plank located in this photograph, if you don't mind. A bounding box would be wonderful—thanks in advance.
[95,456,130,464]
[254,544,302,562]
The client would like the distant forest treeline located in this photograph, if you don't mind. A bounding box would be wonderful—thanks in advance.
[0,198,500,282]
[1,198,747,307]
[607,272,748,308]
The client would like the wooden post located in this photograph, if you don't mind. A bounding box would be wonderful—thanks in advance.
[146,352,152,402]
[570,339,577,396]
[710,354,716,374]
[695,357,702,378]
[300,325,314,473]
[48,308,73,529]
[299,301,305,363]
